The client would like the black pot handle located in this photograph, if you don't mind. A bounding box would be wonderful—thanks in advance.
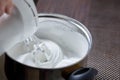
[68,67,98,80]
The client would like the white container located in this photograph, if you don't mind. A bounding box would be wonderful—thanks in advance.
[0,0,38,54]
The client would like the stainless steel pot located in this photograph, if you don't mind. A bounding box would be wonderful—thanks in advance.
[5,14,94,80]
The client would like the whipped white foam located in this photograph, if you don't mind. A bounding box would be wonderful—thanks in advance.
[31,40,63,68]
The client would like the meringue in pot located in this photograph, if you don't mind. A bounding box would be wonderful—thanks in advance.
[31,40,63,68]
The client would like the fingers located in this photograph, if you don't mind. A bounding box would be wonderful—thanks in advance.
[5,0,14,14]
[0,1,6,16]
[0,0,14,16]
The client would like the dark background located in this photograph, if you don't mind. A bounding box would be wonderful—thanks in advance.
[36,0,120,79]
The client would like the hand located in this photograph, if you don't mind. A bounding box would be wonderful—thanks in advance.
[0,0,14,16]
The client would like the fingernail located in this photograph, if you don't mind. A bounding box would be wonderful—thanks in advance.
[8,6,13,15]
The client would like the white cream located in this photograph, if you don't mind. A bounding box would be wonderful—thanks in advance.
[31,40,63,68]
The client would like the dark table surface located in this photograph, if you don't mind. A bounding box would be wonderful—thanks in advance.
[37,0,120,79]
